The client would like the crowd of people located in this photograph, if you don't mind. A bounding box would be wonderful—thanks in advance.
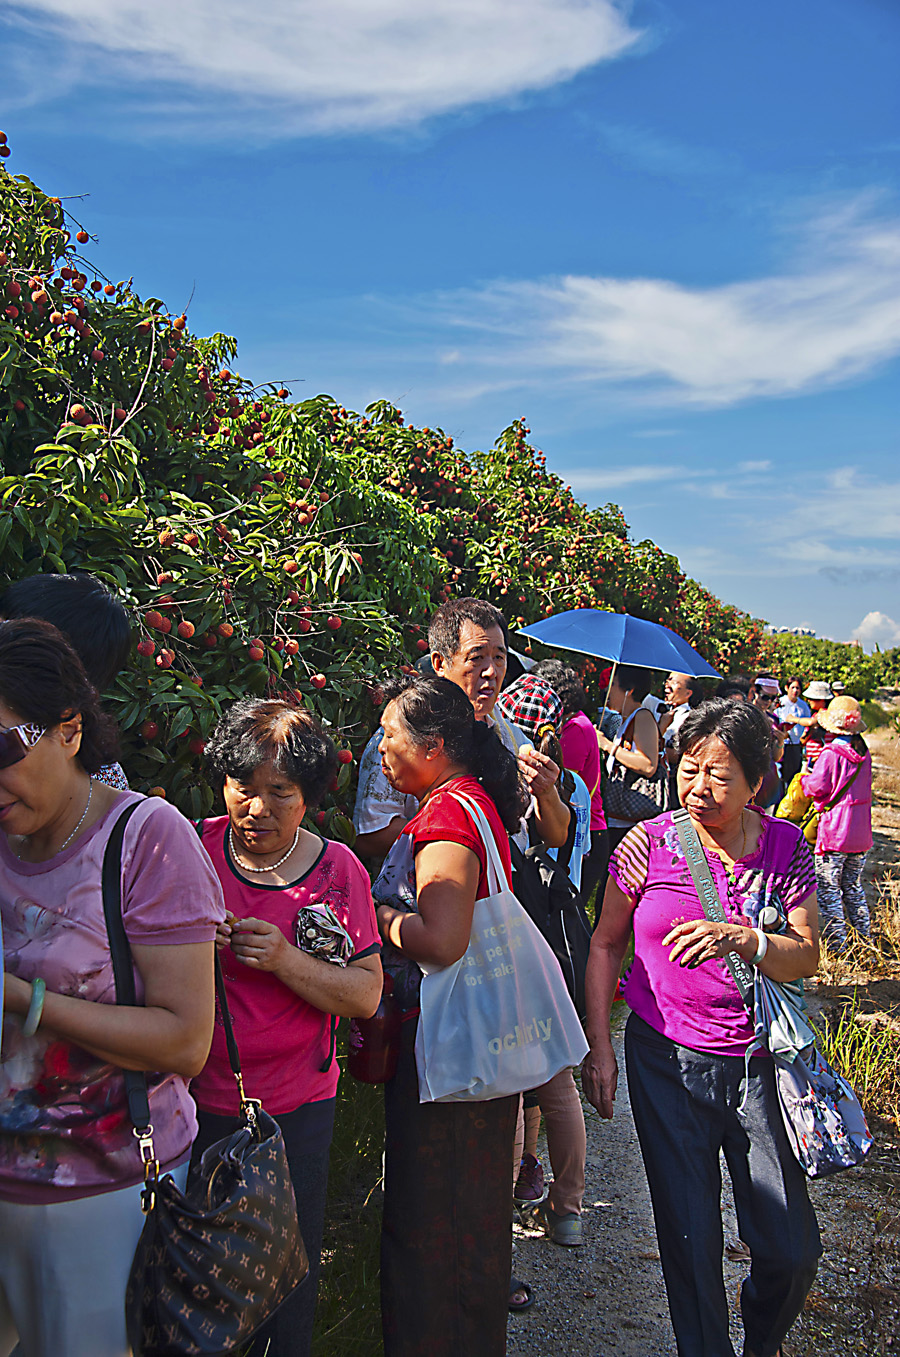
[0,572,876,1357]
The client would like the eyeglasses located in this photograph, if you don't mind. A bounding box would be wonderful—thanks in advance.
[0,723,46,770]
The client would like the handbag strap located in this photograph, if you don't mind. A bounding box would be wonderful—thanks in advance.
[445,790,507,896]
[671,807,755,1007]
[101,801,151,1131]
[606,708,638,778]
[102,805,253,1139]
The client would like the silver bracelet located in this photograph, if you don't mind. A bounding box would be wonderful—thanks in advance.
[750,928,768,966]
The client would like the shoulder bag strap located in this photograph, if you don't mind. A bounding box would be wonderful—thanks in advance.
[671,807,755,1008]
[102,805,248,1135]
[445,790,507,895]
[822,758,863,812]
[100,801,151,1131]
[799,756,863,836]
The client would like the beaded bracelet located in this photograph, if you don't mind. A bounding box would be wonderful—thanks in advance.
[23,977,46,1038]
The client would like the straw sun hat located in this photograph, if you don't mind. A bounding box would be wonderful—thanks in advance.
[817,695,867,735]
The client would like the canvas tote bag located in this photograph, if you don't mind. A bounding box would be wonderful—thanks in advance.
[414,792,589,1103]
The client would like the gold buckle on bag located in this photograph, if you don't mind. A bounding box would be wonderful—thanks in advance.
[134,1125,159,1212]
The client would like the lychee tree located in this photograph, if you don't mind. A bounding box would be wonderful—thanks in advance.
[7,132,873,829]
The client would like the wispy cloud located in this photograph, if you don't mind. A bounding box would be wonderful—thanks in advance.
[399,196,900,406]
[562,463,703,491]
[3,0,643,136]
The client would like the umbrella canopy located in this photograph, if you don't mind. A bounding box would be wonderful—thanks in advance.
[518,609,719,678]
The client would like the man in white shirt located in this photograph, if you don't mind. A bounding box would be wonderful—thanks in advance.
[353,598,569,861]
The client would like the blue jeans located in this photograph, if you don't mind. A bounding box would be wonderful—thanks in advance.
[814,851,869,949]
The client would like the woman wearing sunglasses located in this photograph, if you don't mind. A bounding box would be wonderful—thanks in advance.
[0,618,225,1357]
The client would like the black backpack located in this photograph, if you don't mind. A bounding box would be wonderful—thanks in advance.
[509,811,592,1020]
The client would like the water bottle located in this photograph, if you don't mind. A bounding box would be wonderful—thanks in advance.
[347,973,403,1084]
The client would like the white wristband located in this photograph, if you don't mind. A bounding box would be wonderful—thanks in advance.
[750,928,768,965]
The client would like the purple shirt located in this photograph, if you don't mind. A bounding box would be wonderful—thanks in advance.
[610,810,816,1057]
[0,792,225,1203]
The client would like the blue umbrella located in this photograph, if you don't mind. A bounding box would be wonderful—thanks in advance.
[518,609,719,678]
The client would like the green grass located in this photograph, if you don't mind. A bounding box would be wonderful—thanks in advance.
[313,1042,385,1357]
[816,992,900,1129]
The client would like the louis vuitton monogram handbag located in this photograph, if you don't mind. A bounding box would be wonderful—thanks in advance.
[101,803,308,1356]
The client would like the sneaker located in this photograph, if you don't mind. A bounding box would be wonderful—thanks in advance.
[535,1201,583,1246]
[513,1153,545,1205]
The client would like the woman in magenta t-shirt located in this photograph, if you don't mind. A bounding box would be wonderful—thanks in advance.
[583,698,821,1357]
[192,699,382,1357]
[532,660,608,906]
[373,673,529,1357]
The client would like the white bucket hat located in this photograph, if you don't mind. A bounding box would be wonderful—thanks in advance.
[802,680,833,702]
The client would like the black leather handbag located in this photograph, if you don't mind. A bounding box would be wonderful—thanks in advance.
[100,803,309,1357]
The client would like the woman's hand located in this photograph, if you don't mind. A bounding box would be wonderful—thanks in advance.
[517,745,560,797]
[215,910,237,949]
[377,904,404,950]
[229,917,291,972]
[582,1042,619,1119]
[596,732,614,756]
[663,919,753,969]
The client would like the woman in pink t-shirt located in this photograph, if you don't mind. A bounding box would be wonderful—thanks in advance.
[0,620,224,1357]
[583,698,821,1357]
[192,698,382,1357]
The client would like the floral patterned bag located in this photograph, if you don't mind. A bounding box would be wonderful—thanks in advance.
[673,808,873,1179]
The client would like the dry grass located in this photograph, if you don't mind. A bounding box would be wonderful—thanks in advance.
[870,729,900,807]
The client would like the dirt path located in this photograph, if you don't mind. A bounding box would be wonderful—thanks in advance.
[507,731,900,1357]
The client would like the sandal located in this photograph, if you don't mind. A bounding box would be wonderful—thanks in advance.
[509,1277,534,1312]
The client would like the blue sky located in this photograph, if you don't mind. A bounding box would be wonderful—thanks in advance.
[3,0,899,646]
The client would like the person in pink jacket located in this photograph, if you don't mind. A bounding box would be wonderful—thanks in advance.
[801,696,872,951]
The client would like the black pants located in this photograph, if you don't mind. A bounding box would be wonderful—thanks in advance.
[191,1105,333,1357]
[593,825,631,928]
[381,1019,518,1357]
[625,1014,821,1357]
[580,828,610,915]
[781,743,802,788]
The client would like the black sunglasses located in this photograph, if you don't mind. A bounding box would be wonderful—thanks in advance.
[0,723,46,770]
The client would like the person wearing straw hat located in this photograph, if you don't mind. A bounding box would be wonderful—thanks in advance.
[801,696,872,951]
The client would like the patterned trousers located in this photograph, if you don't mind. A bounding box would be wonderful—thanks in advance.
[814,851,870,949]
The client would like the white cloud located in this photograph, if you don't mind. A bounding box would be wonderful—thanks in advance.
[851,611,900,651]
[562,463,702,491]
[738,459,772,473]
[4,0,642,135]
[407,197,900,406]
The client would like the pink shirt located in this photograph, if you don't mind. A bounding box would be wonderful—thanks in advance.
[610,810,816,1057]
[560,713,605,831]
[0,792,225,1203]
[801,740,872,855]
[191,820,380,1116]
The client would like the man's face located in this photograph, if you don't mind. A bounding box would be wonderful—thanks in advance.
[432,620,508,720]
[787,680,801,703]
[665,672,692,706]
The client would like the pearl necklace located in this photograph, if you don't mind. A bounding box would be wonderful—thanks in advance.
[228,825,300,874]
